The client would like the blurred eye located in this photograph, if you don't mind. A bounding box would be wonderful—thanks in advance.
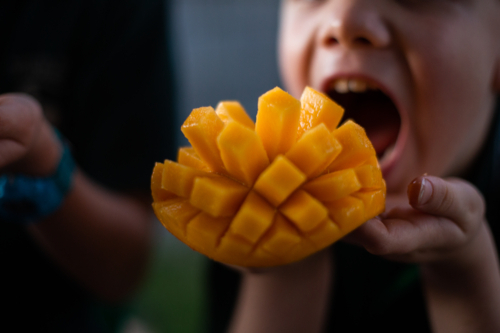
[396,0,462,6]
[288,0,326,4]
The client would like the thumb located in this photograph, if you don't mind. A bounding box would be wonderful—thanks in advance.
[407,175,485,232]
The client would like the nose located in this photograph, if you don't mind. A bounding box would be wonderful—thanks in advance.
[321,1,391,49]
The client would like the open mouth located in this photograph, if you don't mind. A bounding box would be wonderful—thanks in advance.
[325,78,401,165]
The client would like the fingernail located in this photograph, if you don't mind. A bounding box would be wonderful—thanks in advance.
[408,176,431,206]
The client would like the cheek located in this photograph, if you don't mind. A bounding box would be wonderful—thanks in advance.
[406,28,496,176]
[278,9,317,98]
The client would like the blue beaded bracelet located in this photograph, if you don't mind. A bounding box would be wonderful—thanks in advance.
[0,130,76,224]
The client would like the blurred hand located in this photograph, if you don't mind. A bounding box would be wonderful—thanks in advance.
[344,175,486,264]
[0,93,61,176]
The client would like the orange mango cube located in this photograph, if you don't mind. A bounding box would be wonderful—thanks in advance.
[353,189,386,220]
[217,121,269,186]
[161,160,213,198]
[258,213,302,258]
[181,106,226,172]
[151,163,176,202]
[303,168,361,202]
[229,191,276,243]
[286,123,342,179]
[306,219,342,250]
[354,163,384,189]
[189,176,249,217]
[297,87,344,138]
[186,212,232,254]
[253,155,307,207]
[217,231,254,265]
[255,87,301,160]
[152,198,200,237]
[325,196,366,233]
[177,147,210,171]
[328,120,376,171]
[280,190,329,232]
[215,101,255,129]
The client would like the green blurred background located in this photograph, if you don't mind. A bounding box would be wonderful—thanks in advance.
[131,224,208,333]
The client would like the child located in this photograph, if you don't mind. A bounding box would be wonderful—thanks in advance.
[211,1,500,332]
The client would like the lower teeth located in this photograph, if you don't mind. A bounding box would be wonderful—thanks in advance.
[379,143,395,163]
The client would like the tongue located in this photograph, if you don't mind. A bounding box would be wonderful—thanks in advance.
[364,116,400,156]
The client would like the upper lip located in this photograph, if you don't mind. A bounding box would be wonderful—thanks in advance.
[319,72,407,129]
[321,74,397,106]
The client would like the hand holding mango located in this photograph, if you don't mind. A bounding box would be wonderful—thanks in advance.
[151,87,385,267]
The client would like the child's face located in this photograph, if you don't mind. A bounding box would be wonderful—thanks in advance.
[278,0,500,193]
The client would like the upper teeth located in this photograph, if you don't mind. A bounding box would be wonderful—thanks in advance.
[331,79,378,94]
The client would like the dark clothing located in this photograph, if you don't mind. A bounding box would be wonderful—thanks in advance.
[0,0,176,331]
[207,100,500,333]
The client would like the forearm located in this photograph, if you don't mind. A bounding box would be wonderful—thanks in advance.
[28,170,152,302]
[228,249,333,333]
[0,94,153,302]
[421,222,500,333]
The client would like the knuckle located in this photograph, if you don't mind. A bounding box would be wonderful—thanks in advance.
[435,182,454,213]
[367,242,411,256]
[365,238,393,256]
[364,226,415,256]
[434,179,485,224]
[465,187,486,222]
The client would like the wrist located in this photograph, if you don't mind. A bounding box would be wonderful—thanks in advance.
[0,128,76,223]
[421,221,494,282]
[245,248,332,279]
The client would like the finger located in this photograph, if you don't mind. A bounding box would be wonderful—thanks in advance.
[0,139,30,169]
[343,211,467,262]
[0,93,41,141]
[407,175,485,233]
[0,94,50,172]
[342,177,486,262]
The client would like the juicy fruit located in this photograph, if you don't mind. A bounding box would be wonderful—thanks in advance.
[152,86,386,267]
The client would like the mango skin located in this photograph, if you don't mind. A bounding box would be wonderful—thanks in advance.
[152,86,386,267]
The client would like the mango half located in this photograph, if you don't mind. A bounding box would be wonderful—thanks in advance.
[152,86,386,267]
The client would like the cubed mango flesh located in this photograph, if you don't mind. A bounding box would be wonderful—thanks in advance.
[152,86,386,267]
[258,213,302,258]
[177,147,210,171]
[303,168,361,202]
[217,231,254,265]
[229,191,276,243]
[217,121,269,186]
[354,163,384,189]
[328,120,376,171]
[279,190,329,233]
[151,162,176,202]
[306,218,342,250]
[215,101,255,129]
[297,86,344,138]
[161,160,213,198]
[285,123,342,179]
[186,212,232,253]
[253,155,306,207]
[152,198,200,237]
[255,87,301,161]
[324,196,366,234]
[181,106,226,172]
[189,176,249,217]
